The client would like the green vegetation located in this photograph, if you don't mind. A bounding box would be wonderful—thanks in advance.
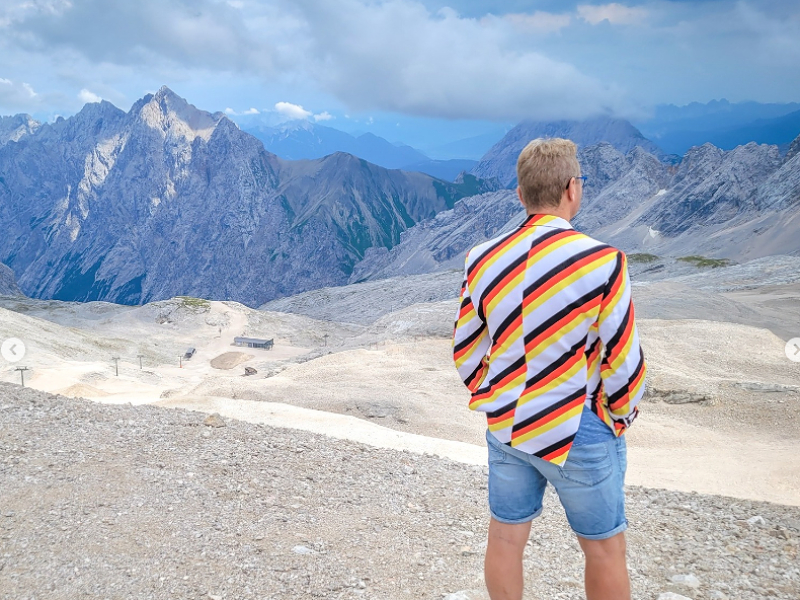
[677,255,734,269]
[176,296,211,310]
[628,253,660,264]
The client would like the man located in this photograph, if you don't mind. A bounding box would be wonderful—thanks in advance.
[452,138,646,600]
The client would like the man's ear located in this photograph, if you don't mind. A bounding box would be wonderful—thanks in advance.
[517,187,525,207]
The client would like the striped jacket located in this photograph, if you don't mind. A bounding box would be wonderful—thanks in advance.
[452,213,646,465]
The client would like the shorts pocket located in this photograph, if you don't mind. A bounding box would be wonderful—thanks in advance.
[559,441,613,486]
[486,431,507,465]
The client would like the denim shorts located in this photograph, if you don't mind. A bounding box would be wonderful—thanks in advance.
[486,429,628,540]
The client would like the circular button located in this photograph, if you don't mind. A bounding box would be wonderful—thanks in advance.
[1,338,26,363]
[786,338,800,363]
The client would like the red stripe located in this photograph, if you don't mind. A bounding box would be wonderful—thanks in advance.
[600,259,624,313]
[491,313,523,354]
[487,407,516,425]
[524,247,615,310]
[511,393,585,440]
[483,260,527,309]
[521,349,585,397]
[606,304,635,365]
[524,295,601,354]
[470,363,526,403]
[541,440,574,463]
[468,228,531,287]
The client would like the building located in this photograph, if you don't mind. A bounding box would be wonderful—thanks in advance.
[233,337,274,350]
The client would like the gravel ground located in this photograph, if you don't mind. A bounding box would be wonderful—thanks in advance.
[1,383,799,600]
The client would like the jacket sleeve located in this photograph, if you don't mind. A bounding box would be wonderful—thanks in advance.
[597,250,647,434]
[452,257,491,394]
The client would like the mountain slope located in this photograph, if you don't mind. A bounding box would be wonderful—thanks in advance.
[0,262,23,296]
[471,117,667,188]
[0,87,478,306]
[0,114,40,147]
[243,120,429,169]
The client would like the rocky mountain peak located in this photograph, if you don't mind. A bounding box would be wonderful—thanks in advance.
[134,86,224,142]
[0,113,40,146]
[786,133,800,162]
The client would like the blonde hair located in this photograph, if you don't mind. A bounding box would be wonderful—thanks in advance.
[516,138,579,210]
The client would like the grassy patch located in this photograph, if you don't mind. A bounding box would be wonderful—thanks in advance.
[176,296,211,310]
[628,253,660,264]
[677,255,734,269]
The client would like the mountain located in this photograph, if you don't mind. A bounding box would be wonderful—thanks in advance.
[243,120,429,169]
[399,158,477,181]
[0,114,40,147]
[471,116,667,188]
[0,87,481,306]
[349,138,800,281]
[646,109,800,155]
[0,262,23,296]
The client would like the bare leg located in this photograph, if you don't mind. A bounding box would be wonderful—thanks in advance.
[484,517,532,600]
[577,532,630,600]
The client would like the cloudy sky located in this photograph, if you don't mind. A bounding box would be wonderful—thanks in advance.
[1,0,799,144]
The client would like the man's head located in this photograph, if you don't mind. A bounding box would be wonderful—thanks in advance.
[516,138,583,220]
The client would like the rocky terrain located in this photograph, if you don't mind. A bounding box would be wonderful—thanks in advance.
[1,383,798,600]
[0,87,483,307]
[0,262,22,297]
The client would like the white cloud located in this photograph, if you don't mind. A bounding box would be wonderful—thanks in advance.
[78,88,101,103]
[0,78,11,85]
[502,11,571,34]
[22,82,37,97]
[274,101,311,120]
[312,110,332,121]
[224,107,235,114]
[577,3,648,26]
[242,107,259,114]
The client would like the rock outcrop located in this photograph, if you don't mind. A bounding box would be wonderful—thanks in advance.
[0,262,23,296]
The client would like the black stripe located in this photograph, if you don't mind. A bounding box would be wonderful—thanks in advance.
[512,387,585,433]
[491,305,522,348]
[523,284,605,346]
[486,399,517,420]
[602,301,632,360]
[459,291,472,311]
[602,251,624,301]
[586,336,601,360]
[606,347,645,406]
[533,431,578,460]
[477,251,527,322]
[453,322,486,355]
[474,355,527,395]
[466,229,521,280]
[463,361,486,388]
[523,244,612,299]
[523,337,586,390]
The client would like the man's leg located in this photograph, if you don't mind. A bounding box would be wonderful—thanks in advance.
[484,517,532,600]
[577,531,630,600]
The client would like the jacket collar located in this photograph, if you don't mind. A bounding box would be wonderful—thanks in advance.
[520,213,574,230]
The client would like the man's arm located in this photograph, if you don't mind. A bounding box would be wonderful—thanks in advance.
[597,250,647,434]
[452,261,491,394]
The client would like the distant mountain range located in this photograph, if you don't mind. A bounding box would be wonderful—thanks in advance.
[471,117,669,188]
[637,99,800,155]
[350,134,800,281]
[0,87,485,306]
[240,119,477,181]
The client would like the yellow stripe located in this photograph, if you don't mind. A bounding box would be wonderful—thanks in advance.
[608,326,635,371]
[472,230,534,286]
[468,372,527,410]
[511,402,583,447]
[524,311,591,362]
[485,270,525,316]
[599,265,627,323]
[488,416,515,432]
[523,252,616,318]
[493,325,524,359]
[517,356,585,407]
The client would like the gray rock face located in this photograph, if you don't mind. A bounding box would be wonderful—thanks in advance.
[0,262,23,296]
[472,116,667,187]
[349,190,522,282]
[0,87,478,306]
[0,114,39,146]
[785,133,800,162]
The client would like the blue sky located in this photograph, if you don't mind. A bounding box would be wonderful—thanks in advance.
[1,0,798,146]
